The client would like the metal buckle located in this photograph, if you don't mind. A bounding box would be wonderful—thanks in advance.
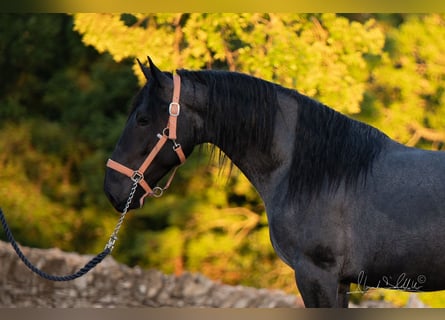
[131,171,144,183]
[169,102,180,116]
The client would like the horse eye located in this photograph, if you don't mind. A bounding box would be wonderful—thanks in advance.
[136,114,150,126]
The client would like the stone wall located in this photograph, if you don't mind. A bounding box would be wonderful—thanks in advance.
[0,241,301,308]
[1,241,429,308]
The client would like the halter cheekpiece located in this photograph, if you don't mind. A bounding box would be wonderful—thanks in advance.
[106,74,186,208]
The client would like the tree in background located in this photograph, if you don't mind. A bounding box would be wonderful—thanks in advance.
[0,14,139,251]
[370,14,445,148]
[74,13,384,114]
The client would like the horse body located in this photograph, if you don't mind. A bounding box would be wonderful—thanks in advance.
[267,141,445,306]
[354,147,445,289]
[104,58,445,307]
[221,92,445,305]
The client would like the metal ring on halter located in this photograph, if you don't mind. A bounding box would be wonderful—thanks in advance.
[152,186,164,198]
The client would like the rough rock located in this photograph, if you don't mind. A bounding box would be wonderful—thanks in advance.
[1,241,428,308]
[0,241,301,307]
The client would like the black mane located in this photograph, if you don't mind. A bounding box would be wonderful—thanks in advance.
[179,69,389,201]
[179,69,280,169]
[289,93,389,201]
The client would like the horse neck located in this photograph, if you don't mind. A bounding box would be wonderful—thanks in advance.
[201,90,298,203]
[179,70,299,201]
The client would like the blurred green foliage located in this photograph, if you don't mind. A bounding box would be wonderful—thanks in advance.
[1,13,445,305]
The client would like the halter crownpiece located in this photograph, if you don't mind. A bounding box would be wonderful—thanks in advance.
[106,74,186,208]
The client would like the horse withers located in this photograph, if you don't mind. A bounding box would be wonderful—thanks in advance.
[104,57,445,307]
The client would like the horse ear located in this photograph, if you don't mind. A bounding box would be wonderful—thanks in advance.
[147,56,171,89]
[137,58,151,80]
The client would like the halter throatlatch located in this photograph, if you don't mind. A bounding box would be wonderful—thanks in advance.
[106,74,186,208]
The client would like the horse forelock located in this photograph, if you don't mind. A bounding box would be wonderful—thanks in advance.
[288,94,389,202]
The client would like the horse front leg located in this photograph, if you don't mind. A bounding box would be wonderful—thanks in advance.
[294,257,347,308]
[337,281,351,308]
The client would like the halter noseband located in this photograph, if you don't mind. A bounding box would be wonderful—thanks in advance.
[106,74,186,208]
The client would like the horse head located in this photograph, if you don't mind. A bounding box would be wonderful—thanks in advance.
[104,57,201,212]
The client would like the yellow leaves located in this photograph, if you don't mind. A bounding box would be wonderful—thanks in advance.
[74,14,133,61]
[369,14,445,148]
[192,207,260,242]
[73,13,385,115]
[73,13,181,84]
[293,14,385,114]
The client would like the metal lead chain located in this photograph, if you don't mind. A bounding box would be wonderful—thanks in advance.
[105,180,138,251]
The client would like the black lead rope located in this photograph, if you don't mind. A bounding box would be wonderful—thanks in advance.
[0,181,136,281]
[0,207,111,281]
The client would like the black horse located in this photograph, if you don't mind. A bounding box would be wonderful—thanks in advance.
[104,57,445,307]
